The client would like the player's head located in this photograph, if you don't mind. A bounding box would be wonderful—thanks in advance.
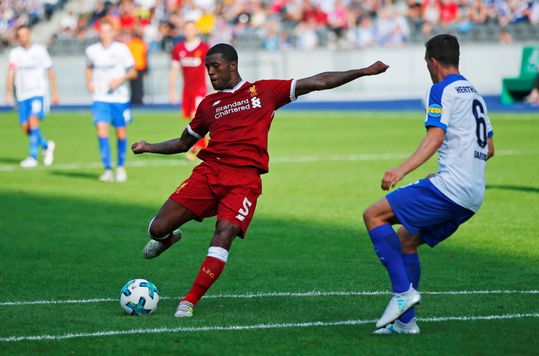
[98,19,116,46]
[16,25,31,47]
[424,34,459,83]
[183,22,198,42]
[205,43,240,90]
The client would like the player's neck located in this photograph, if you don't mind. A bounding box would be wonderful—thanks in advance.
[438,67,460,82]
[223,77,243,91]
[101,40,114,48]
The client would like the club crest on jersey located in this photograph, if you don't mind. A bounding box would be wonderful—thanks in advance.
[248,85,258,97]
[427,104,443,118]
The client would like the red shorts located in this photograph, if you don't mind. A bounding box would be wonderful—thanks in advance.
[169,161,262,237]
[182,91,205,119]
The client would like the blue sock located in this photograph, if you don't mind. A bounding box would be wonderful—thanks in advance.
[39,133,48,150]
[369,224,410,293]
[28,127,40,159]
[98,137,112,169]
[117,138,127,167]
[399,253,421,323]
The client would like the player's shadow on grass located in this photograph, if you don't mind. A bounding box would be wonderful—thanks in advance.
[50,170,100,180]
[486,184,539,194]
[0,157,22,164]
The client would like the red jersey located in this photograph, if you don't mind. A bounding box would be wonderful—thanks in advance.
[188,79,296,173]
[171,39,209,96]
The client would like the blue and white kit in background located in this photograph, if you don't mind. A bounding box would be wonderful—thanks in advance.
[8,44,53,122]
[85,41,135,127]
[424,73,493,212]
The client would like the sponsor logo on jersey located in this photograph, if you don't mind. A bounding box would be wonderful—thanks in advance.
[180,57,202,67]
[251,97,261,108]
[212,100,221,107]
[427,104,443,118]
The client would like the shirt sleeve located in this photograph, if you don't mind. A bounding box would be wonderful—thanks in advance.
[261,79,297,110]
[41,46,53,69]
[187,99,209,139]
[424,83,448,131]
[85,47,94,68]
[122,44,135,70]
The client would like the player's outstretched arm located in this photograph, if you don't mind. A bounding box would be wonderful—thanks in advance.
[294,61,389,97]
[381,127,444,191]
[132,128,199,155]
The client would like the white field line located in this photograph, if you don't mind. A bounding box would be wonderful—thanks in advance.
[1,289,538,307]
[0,149,537,172]
[1,313,538,343]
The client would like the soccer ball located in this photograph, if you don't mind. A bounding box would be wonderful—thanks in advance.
[119,279,160,315]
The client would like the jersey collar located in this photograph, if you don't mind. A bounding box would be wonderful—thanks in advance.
[220,80,247,93]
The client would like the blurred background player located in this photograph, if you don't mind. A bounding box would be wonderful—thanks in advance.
[169,22,209,160]
[5,25,59,168]
[85,20,137,182]
[132,43,388,318]
[363,34,495,334]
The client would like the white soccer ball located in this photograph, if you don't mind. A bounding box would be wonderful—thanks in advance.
[119,279,160,315]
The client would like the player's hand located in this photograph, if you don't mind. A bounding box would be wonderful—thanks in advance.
[52,92,60,106]
[131,140,149,154]
[4,93,14,106]
[109,78,124,91]
[87,82,95,93]
[364,61,389,76]
[381,167,405,191]
[169,91,177,104]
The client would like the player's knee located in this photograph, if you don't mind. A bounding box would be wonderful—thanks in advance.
[362,206,376,226]
[148,217,167,240]
[400,238,418,254]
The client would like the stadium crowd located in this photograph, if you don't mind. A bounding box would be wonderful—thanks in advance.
[0,0,66,50]
[3,0,539,53]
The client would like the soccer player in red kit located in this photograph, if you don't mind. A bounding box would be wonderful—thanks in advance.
[169,22,209,159]
[132,43,388,318]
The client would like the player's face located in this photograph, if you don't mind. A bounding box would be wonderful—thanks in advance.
[16,28,31,47]
[99,23,115,46]
[184,22,198,41]
[205,53,237,90]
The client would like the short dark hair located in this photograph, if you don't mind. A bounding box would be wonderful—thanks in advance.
[425,34,459,68]
[207,43,238,62]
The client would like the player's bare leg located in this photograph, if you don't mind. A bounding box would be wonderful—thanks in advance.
[143,199,197,259]
[176,219,240,318]
[363,198,420,328]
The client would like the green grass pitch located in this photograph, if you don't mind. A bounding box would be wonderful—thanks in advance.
[0,109,538,354]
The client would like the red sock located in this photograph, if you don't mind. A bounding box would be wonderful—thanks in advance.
[182,256,226,305]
